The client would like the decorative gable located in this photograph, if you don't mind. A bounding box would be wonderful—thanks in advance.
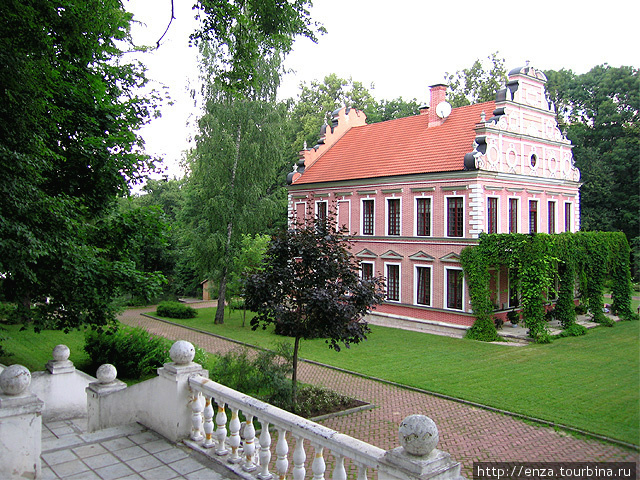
[408,251,435,261]
[355,248,378,259]
[380,250,404,260]
[440,252,461,263]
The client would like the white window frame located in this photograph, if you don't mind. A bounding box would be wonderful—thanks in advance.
[315,200,328,220]
[414,264,432,307]
[443,267,465,311]
[336,199,351,232]
[444,195,465,238]
[360,261,375,281]
[564,201,573,232]
[528,199,539,234]
[361,198,375,236]
[384,262,402,303]
[414,196,433,237]
[508,197,519,234]
[486,196,500,234]
[385,197,402,236]
[547,200,557,234]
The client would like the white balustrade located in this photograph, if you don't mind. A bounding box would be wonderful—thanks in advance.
[187,371,465,480]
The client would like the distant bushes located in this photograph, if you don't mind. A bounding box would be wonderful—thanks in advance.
[156,301,197,319]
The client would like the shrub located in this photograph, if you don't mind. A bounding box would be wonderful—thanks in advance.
[295,385,363,418]
[493,317,504,330]
[156,301,197,319]
[557,324,588,337]
[0,303,19,324]
[506,310,520,324]
[84,326,170,379]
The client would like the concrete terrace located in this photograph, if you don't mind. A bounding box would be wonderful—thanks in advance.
[119,303,639,478]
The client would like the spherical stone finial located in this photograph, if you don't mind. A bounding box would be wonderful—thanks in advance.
[52,344,70,362]
[96,364,117,384]
[170,341,195,365]
[0,364,32,396]
[398,414,439,456]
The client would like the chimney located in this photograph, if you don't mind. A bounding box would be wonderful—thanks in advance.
[428,83,448,127]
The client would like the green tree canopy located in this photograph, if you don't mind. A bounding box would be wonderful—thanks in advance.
[444,52,507,107]
[0,0,163,330]
[545,64,639,277]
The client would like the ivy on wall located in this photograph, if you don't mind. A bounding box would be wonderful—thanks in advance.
[461,232,637,343]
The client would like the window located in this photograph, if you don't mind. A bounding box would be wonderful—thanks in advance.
[564,203,572,232]
[316,200,328,232]
[487,197,498,234]
[447,197,464,237]
[387,198,401,236]
[362,199,374,235]
[386,264,400,301]
[361,262,374,281]
[509,198,518,233]
[416,198,431,236]
[529,200,538,233]
[446,269,463,310]
[548,201,556,234]
[415,266,431,306]
[508,269,520,308]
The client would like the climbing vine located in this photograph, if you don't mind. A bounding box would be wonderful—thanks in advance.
[461,232,637,343]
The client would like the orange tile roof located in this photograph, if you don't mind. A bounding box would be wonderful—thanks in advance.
[292,101,495,185]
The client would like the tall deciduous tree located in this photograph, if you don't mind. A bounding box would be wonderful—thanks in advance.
[184,2,323,324]
[245,208,385,407]
[444,52,507,107]
[0,0,163,330]
[545,64,639,277]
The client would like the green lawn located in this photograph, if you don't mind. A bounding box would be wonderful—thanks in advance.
[160,307,640,446]
[0,324,91,373]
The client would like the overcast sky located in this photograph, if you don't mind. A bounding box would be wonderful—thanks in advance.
[126,0,640,178]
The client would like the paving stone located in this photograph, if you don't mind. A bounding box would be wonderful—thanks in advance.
[139,464,181,480]
[50,459,90,478]
[73,443,109,458]
[154,447,190,464]
[139,439,173,454]
[113,445,149,462]
[42,448,78,466]
[167,457,207,475]
[126,454,164,472]
[66,470,102,480]
[128,431,162,445]
[83,452,120,469]
[94,462,136,480]
[185,468,225,480]
[39,467,57,480]
[102,437,137,452]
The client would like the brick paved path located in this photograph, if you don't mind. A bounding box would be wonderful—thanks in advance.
[120,305,638,478]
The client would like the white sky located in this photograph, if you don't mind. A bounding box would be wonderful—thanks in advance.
[126,0,640,179]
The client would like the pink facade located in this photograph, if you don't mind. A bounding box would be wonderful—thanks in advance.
[287,64,581,327]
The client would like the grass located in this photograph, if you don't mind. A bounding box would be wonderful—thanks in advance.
[159,307,640,446]
[0,324,91,373]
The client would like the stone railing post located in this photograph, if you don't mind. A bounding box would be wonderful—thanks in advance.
[0,364,44,480]
[379,414,466,480]
[30,344,96,421]
[86,364,127,432]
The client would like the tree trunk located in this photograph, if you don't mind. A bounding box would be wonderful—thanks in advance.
[214,123,242,325]
[291,335,300,412]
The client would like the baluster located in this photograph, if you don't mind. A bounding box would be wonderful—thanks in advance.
[331,453,346,480]
[242,413,257,472]
[356,464,368,480]
[312,445,325,480]
[203,395,215,448]
[257,421,272,480]
[228,407,242,463]
[275,429,289,480]
[292,435,306,480]
[215,401,229,456]
[190,391,204,442]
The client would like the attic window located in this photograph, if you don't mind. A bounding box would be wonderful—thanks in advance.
[530,154,537,167]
